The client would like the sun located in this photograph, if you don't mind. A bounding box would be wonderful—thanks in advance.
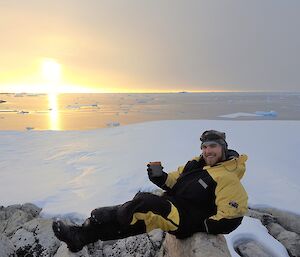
[42,59,61,93]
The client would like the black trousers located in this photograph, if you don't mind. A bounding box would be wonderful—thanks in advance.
[116,192,180,233]
[87,192,243,242]
[88,192,181,242]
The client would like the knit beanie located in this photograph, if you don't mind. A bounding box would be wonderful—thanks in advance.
[200,130,228,159]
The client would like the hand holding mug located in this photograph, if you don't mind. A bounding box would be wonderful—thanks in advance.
[147,161,164,178]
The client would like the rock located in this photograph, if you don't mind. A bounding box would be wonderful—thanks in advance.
[0,203,41,220]
[0,219,8,234]
[3,205,22,218]
[0,203,166,257]
[247,208,276,225]
[54,243,90,257]
[87,241,104,257]
[0,203,42,236]
[266,223,300,257]
[11,218,60,256]
[247,208,300,257]
[0,207,6,220]
[253,207,300,234]
[102,230,164,257]
[0,233,15,256]
[235,240,272,257]
[21,203,42,218]
[160,232,231,257]
[3,209,33,236]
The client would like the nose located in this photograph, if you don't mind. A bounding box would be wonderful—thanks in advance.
[203,146,213,153]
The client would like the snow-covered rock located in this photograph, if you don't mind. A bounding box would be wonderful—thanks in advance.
[0,233,15,256]
[102,229,164,257]
[10,218,60,256]
[0,203,41,236]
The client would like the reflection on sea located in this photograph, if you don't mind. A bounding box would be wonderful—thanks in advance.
[0,92,299,130]
[48,93,60,130]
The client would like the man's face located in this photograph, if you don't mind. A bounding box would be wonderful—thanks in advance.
[202,143,223,166]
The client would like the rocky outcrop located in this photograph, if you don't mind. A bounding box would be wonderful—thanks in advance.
[0,203,165,257]
[0,203,60,256]
[1,203,299,257]
[0,203,41,237]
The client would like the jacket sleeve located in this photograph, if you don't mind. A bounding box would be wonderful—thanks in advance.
[149,164,186,191]
[148,171,168,190]
[204,174,248,234]
[164,165,185,189]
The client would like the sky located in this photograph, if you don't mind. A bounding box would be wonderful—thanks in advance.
[0,0,299,93]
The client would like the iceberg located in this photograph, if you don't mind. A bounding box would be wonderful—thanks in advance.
[255,111,278,117]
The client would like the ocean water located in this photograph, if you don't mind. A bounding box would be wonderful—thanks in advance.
[0,92,300,130]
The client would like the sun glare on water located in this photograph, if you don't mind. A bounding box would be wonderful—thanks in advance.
[41,59,61,130]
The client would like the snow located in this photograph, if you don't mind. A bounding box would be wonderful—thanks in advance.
[226,217,289,257]
[1,119,299,256]
[219,112,259,118]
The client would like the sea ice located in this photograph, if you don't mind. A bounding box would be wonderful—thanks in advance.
[106,122,120,127]
[219,112,259,118]
[255,111,277,117]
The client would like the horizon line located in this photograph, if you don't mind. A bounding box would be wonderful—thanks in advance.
[1,90,300,94]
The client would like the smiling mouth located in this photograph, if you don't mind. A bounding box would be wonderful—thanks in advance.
[206,155,216,158]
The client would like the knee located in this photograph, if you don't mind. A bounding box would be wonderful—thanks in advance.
[83,217,94,227]
[90,205,119,224]
[116,192,154,226]
[132,191,154,201]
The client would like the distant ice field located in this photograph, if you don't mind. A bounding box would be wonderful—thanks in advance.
[0,92,300,130]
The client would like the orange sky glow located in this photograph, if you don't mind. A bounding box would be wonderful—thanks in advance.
[0,57,230,93]
[1,1,299,93]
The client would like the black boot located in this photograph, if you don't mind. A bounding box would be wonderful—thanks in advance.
[52,205,122,252]
[52,220,89,252]
[52,205,147,252]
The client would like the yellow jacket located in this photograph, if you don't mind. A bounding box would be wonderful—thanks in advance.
[161,152,248,234]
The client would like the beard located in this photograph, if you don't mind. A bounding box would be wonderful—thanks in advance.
[203,154,223,166]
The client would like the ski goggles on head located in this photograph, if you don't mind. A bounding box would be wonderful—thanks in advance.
[201,141,221,148]
[200,130,226,143]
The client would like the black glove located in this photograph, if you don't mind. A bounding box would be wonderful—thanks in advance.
[147,162,164,178]
[147,162,167,188]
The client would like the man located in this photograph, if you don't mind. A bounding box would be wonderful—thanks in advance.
[52,130,248,252]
